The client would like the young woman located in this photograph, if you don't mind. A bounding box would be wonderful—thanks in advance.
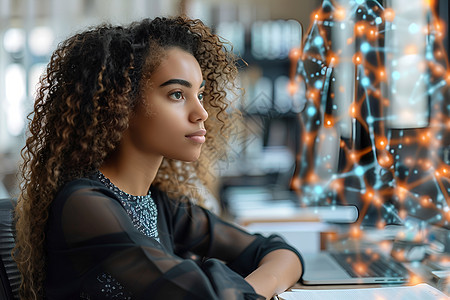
[14,16,303,299]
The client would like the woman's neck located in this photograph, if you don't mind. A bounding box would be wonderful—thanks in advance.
[99,145,163,197]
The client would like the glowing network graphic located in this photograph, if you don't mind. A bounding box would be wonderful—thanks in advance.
[289,0,450,231]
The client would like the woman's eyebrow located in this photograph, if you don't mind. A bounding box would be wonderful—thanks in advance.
[159,79,192,88]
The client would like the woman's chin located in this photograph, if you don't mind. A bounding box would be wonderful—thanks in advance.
[170,152,201,163]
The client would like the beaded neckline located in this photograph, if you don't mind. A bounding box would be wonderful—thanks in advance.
[95,170,160,241]
[96,171,152,202]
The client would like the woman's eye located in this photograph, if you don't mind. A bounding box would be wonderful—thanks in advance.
[169,91,183,100]
[198,93,204,102]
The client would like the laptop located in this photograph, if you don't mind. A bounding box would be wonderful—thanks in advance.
[301,251,410,285]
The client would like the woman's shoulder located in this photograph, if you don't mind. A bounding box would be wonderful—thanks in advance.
[53,176,119,210]
[57,176,106,197]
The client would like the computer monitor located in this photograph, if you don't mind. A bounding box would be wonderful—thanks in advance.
[389,128,450,230]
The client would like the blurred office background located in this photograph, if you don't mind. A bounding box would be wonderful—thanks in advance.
[0,0,320,198]
[0,0,449,236]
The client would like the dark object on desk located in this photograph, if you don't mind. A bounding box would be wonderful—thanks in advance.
[301,251,410,285]
[0,198,20,300]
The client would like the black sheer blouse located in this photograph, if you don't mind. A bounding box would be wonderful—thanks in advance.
[45,176,303,299]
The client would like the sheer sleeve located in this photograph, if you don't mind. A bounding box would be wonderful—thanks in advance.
[156,188,304,278]
[45,180,264,300]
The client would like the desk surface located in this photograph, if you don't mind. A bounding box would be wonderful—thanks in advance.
[290,227,450,296]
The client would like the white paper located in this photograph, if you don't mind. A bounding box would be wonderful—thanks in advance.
[276,283,448,300]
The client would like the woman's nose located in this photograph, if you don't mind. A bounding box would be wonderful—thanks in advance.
[189,98,208,122]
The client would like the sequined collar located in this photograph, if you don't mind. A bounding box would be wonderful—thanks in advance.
[96,170,152,202]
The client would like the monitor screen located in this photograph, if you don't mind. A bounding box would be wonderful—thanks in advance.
[389,128,450,230]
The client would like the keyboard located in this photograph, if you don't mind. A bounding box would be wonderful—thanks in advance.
[330,252,410,278]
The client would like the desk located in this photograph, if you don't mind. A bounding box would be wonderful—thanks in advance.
[288,226,450,297]
[244,221,450,298]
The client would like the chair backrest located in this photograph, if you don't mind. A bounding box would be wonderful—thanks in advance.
[0,198,20,300]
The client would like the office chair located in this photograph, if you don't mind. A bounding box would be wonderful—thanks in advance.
[0,198,20,300]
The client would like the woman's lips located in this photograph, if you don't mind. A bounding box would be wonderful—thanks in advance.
[186,129,206,144]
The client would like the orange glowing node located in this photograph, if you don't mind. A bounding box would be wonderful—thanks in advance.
[352,53,363,65]
[349,103,357,117]
[404,157,414,167]
[349,151,358,162]
[379,240,390,251]
[424,0,435,8]
[335,7,346,21]
[445,72,450,84]
[392,249,406,261]
[423,160,433,170]
[372,89,382,98]
[373,195,383,207]
[307,89,319,101]
[364,189,375,201]
[378,153,393,168]
[399,209,408,219]
[324,115,334,128]
[290,177,302,190]
[376,220,386,229]
[331,180,343,192]
[409,274,423,285]
[435,49,444,58]
[432,63,446,77]
[287,80,298,96]
[420,196,432,207]
[441,166,449,175]
[303,133,312,143]
[375,136,388,150]
[289,48,301,61]
[306,172,319,184]
[350,225,362,238]
[383,8,395,22]
[378,69,386,81]
[355,23,366,35]
[327,54,339,66]
[367,28,379,40]
[404,44,418,55]
[352,262,368,275]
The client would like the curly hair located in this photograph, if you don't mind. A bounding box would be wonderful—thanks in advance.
[14,16,240,299]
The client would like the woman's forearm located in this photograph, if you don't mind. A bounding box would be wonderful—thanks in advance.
[245,249,303,299]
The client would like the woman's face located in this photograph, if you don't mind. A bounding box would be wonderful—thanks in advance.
[127,47,208,162]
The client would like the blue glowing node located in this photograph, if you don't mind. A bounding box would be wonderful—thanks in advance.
[314,185,323,194]
[314,36,323,46]
[314,80,323,89]
[361,77,371,87]
[408,23,419,34]
[375,17,382,25]
[307,106,316,116]
[392,71,401,81]
[366,116,374,124]
[354,166,365,176]
[360,42,371,53]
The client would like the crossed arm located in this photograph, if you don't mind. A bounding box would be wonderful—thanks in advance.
[246,249,303,299]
